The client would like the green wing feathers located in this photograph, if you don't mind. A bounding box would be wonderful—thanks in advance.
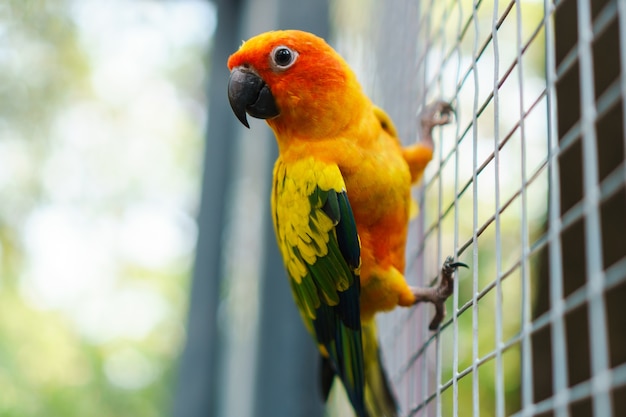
[272,157,366,416]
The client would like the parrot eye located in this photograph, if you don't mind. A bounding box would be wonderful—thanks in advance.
[271,46,298,69]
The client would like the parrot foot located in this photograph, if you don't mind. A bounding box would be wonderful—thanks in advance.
[419,100,454,147]
[410,256,468,331]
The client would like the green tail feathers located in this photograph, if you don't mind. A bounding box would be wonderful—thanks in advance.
[362,321,398,417]
[320,320,398,417]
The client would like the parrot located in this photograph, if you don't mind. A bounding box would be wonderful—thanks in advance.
[227,30,467,417]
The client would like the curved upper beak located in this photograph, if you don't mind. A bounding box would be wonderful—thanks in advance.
[227,66,279,128]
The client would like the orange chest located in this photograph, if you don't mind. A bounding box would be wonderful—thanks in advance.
[340,139,412,228]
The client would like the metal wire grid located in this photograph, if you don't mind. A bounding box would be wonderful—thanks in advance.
[376,0,548,413]
[371,0,626,416]
[545,0,625,415]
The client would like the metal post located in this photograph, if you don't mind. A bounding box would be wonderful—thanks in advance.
[172,1,243,416]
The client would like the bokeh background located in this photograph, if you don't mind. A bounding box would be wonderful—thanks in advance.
[0,1,214,415]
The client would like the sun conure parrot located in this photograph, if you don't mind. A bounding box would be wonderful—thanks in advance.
[227,30,466,417]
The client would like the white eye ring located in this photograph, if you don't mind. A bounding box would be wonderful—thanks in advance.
[270,46,298,70]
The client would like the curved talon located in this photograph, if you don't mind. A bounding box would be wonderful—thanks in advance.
[410,255,468,331]
[419,100,455,148]
[420,101,455,127]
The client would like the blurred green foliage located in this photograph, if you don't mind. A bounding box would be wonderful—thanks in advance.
[0,1,213,416]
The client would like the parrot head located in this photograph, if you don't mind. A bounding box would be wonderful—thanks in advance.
[227,30,368,139]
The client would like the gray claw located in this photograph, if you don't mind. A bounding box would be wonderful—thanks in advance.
[411,255,467,331]
[419,100,455,146]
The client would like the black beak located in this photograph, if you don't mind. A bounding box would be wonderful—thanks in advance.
[228,66,279,128]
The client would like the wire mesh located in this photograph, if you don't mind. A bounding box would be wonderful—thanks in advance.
[334,0,626,415]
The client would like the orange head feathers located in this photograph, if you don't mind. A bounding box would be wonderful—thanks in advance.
[227,30,369,140]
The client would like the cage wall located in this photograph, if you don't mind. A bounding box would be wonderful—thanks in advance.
[332,0,626,416]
